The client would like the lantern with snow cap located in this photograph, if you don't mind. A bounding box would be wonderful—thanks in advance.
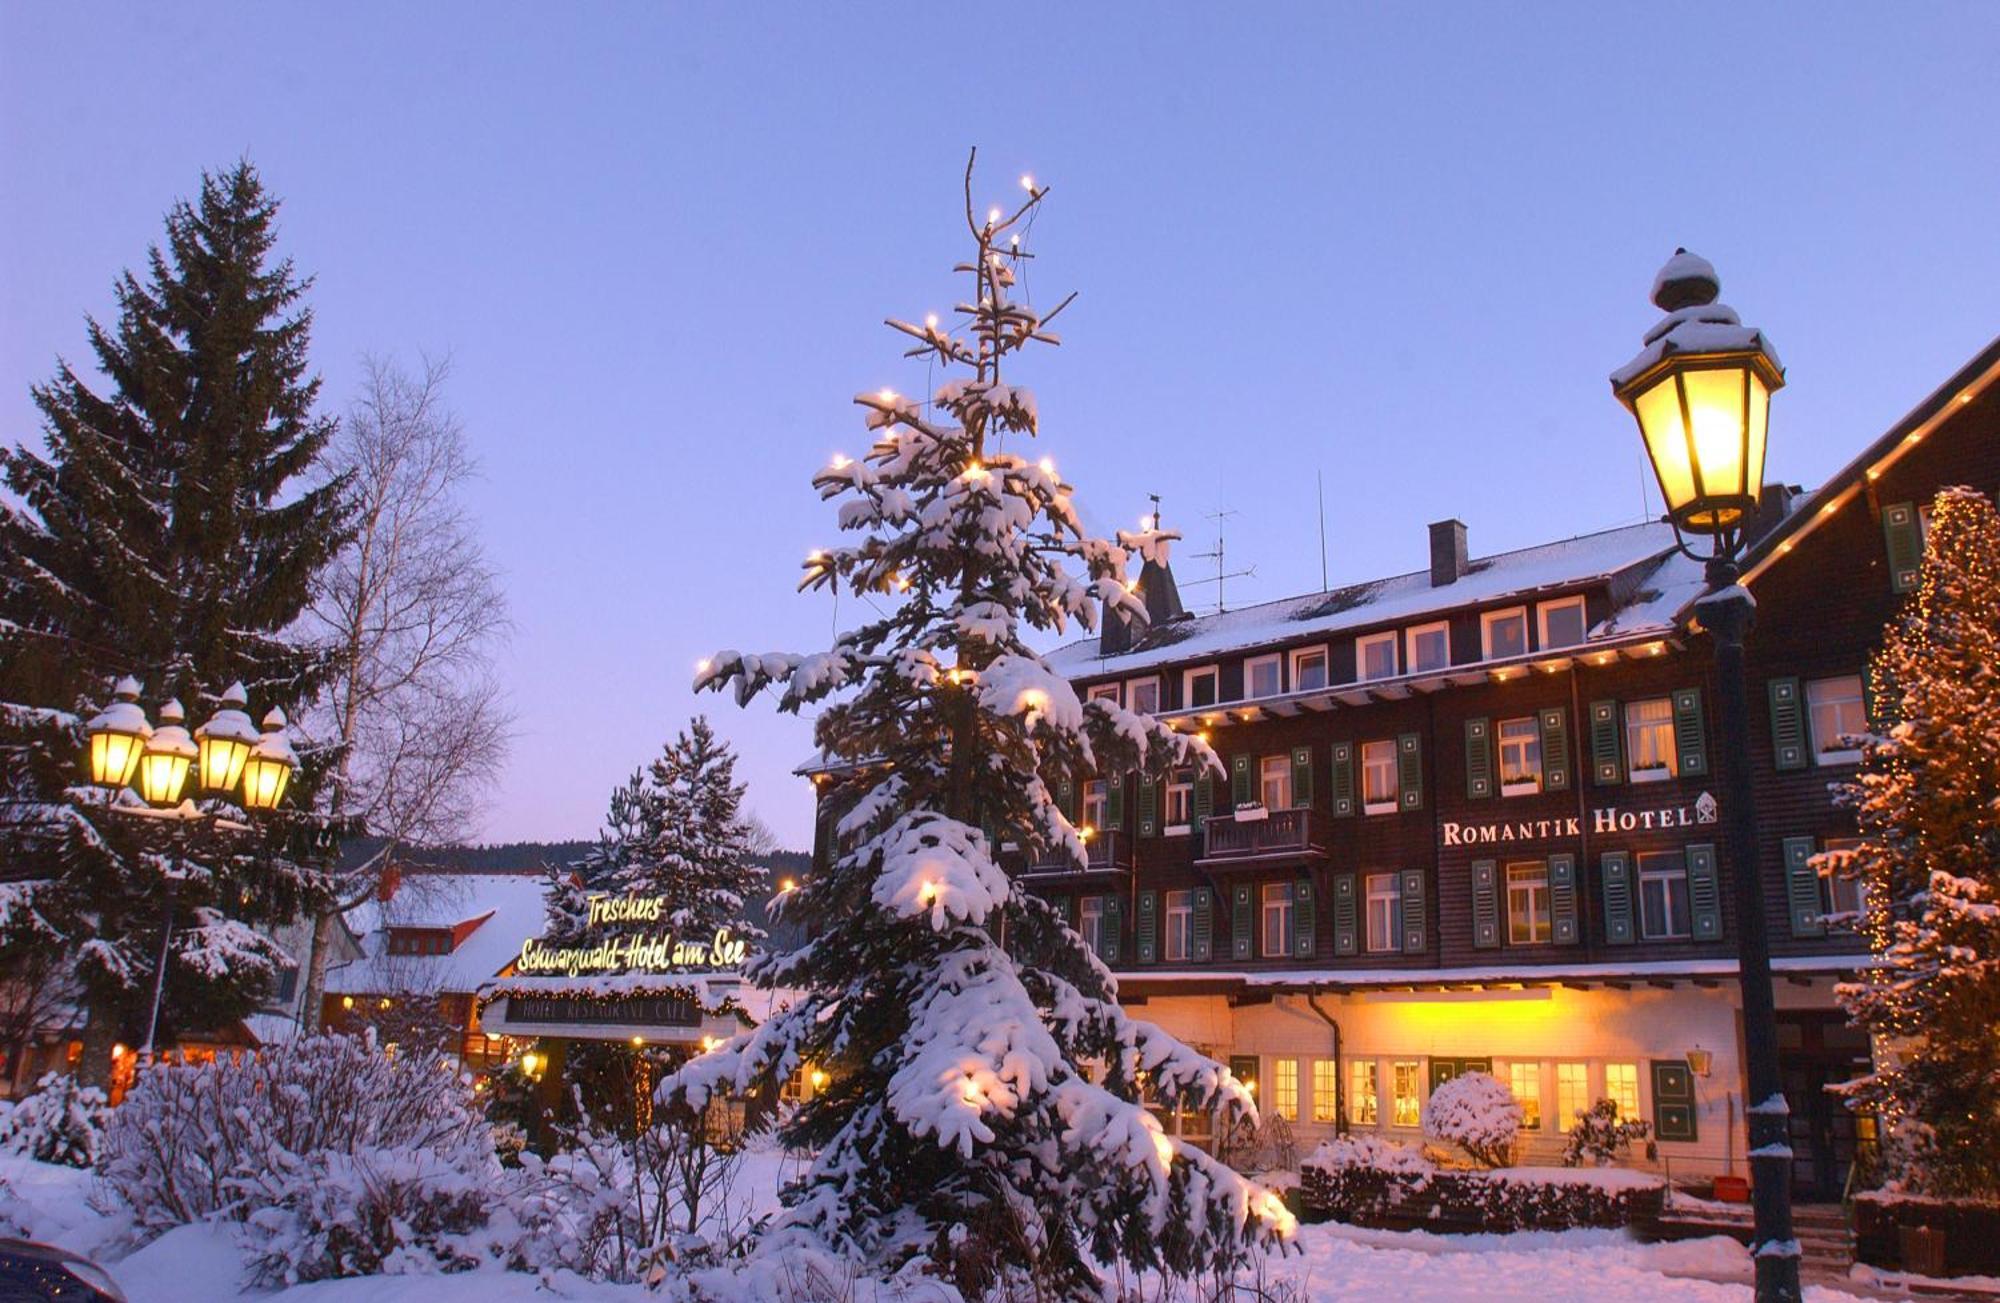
[194,681,259,795]
[85,677,152,789]
[240,708,298,812]
[136,699,198,808]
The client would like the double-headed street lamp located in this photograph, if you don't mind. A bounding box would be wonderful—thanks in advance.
[83,678,299,1063]
[1612,251,1799,1303]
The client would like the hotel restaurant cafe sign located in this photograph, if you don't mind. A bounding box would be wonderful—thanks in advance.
[1441,791,1718,848]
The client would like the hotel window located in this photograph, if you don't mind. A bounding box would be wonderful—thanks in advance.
[1407,621,1450,673]
[1820,837,1866,922]
[1361,740,1398,814]
[1606,1062,1641,1121]
[1497,716,1542,795]
[1164,769,1193,832]
[1291,645,1330,692]
[1261,882,1295,957]
[1556,1062,1589,1131]
[1184,665,1220,709]
[1088,684,1121,710]
[1163,889,1194,961]
[1807,674,1867,765]
[1272,1058,1299,1122]
[1357,631,1399,681]
[1624,697,1678,782]
[1391,1060,1422,1127]
[1506,860,1552,945]
[1079,897,1104,955]
[1364,872,1402,953]
[781,1066,806,1102]
[1245,653,1283,700]
[1349,1059,1379,1125]
[1127,676,1161,715]
[1312,1059,1340,1122]
[1082,779,1108,832]
[1482,607,1529,660]
[1259,754,1292,810]
[1638,849,1691,940]
[1538,595,1587,649]
[1509,1062,1542,1129]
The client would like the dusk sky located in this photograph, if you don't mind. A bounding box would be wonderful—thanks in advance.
[4,3,1996,851]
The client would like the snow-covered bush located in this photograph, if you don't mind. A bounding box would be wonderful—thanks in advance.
[1422,1071,1521,1168]
[0,1072,109,1168]
[1560,1097,1652,1167]
[1298,1160,1661,1231]
[236,1145,492,1284]
[1302,1133,1434,1177]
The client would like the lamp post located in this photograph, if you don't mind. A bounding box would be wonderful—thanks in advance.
[83,680,299,1065]
[1612,250,1798,1303]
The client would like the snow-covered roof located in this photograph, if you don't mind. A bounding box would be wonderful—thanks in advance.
[1117,952,1875,992]
[1047,519,1697,682]
[327,871,551,996]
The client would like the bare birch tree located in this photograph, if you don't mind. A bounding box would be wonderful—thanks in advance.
[297,355,511,1032]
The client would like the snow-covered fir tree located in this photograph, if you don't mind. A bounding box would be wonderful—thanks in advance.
[0,163,349,1083]
[1828,485,2000,1198]
[544,769,652,943]
[656,154,1293,1296]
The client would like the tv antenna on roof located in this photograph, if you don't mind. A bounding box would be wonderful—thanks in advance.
[1183,507,1256,615]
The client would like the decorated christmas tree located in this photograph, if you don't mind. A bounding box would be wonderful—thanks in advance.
[1828,486,2000,1197]
[655,154,1293,1295]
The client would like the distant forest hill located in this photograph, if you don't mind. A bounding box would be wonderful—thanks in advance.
[338,836,811,878]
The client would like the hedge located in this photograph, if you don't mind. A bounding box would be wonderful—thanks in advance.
[1299,1162,1664,1233]
[1854,1193,2000,1278]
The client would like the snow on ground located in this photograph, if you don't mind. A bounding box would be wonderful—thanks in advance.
[2,1151,1875,1301]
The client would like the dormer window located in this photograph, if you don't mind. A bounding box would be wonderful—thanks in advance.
[1406,622,1450,673]
[1088,683,1122,707]
[1538,596,1587,650]
[1481,608,1529,660]
[1245,653,1282,700]
[1184,666,1219,709]
[1127,676,1161,715]
[1290,645,1329,692]
[1357,631,1398,681]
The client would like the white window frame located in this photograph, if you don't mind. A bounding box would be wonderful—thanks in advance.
[1272,1058,1299,1122]
[1356,630,1399,682]
[1312,1059,1340,1123]
[1289,644,1330,693]
[1349,1058,1379,1126]
[1406,621,1451,674]
[1081,779,1108,833]
[1087,682,1122,707]
[1819,837,1866,923]
[1163,769,1194,834]
[1183,665,1220,710]
[1390,1060,1422,1127]
[1508,1061,1543,1129]
[1497,715,1543,796]
[1260,881,1294,957]
[1079,896,1104,955]
[1624,696,1678,783]
[1605,1062,1641,1121]
[1163,889,1194,961]
[1638,849,1691,940]
[1555,1061,1589,1132]
[1807,674,1866,766]
[1361,739,1398,815]
[1364,871,1401,953]
[1125,675,1161,716]
[1259,754,1292,811]
[1537,595,1588,650]
[1481,607,1530,661]
[1506,860,1552,945]
[1244,652,1283,700]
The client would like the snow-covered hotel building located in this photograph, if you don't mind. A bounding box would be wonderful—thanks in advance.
[814,336,2000,1200]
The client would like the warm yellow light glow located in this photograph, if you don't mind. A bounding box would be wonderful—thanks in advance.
[925,313,939,329]
[1152,1131,1175,1165]
[136,701,196,808]
[830,454,851,470]
[1039,456,1056,476]
[90,729,146,790]
[1020,174,1034,191]
[780,877,798,893]
[986,206,1001,226]
[1622,355,1774,534]
[1258,1190,1299,1238]
[342,996,354,1010]
[521,1051,542,1077]
[696,658,712,674]
[379,998,392,1009]
[112,1043,129,1059]
[964,460,987,480]
[1078,825,1095,843]
[631,1035,645,1047]
[809,1068,829,1090]
[961,1075,983,1106]
[877,388,897,402]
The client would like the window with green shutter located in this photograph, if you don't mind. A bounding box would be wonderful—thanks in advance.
[1101,895,1124,963]
[1589,700,1624,785]
[1136,890,1158,964]
[1290,746,1313,808]
[1330,742,1356,817]
[1651,1059,1699,1141]
[1672,688,1708,779]
[1231,882,1254,960]
[1106,775,1125,831]
[1399,870,1426,954]
[1768,677,1807,771]
[1397,733,1423,811]
[1194,771,1214,826]
[1292,877,1316,957]
[1332,873,1359,956]
[1470,860,1500,949]
[1601,851,1635,944]
[1231,754,1253,809]
[1782,836,1824,937]
[1550,853,1580,944]
[1057,776,1078,822]
[1192,887,1214,960]
[1539,707,1572,792]
[1686,843,1721,941]
[1137,773,1159,836]
[1465,717,1495,799]
[1882,500,1922,593]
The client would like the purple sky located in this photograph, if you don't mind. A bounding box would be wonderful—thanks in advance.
[5,5,1997,851]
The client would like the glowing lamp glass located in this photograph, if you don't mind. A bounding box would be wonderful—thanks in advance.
[90,728,147,789]
[240,752,293,811]
[1618,354,1774,535]
[136,745,192,807]
[196,732,252,794]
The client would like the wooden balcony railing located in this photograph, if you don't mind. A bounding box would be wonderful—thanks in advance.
[1025,829,1132,876]
[1197,807,1326,865]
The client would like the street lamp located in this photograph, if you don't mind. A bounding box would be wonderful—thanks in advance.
[194,682,259,795]
[240,709,298,813]
[1612,250,1798,1303]
[135,700,197,809]
[85,677,150,789]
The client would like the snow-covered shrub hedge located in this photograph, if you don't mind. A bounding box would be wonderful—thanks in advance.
[0,1072,109,1168]
[236,1145,493,1283]
[1298,1159,1661,1231]
[1560,1097,1651,1167]
[1303,1133,1434,1177]
[1421,1071,1522,1168]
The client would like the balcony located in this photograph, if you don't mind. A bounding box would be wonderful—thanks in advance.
[1023,829,1133,878]
[1196,807,1326,868]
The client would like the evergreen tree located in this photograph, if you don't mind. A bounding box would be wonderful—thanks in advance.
[1829,486,2000,1198]
[656,155,1292,1296]
[544,769,651,943]
[631,716,765,941]
[0,163,350,1082]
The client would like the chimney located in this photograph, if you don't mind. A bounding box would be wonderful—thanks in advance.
[1101,516,1188,655]
[1429,519,1469,587]
[1744,482,1799,549]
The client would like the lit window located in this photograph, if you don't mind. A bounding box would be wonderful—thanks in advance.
[1556,1062,1589,1132]
[1261,882,1295,957]
[1538,596,1587,649]
[1357,632,1399,681]
[1082,780,1108,832]
[1163,890,1194,961]
[1184,666,1219,709]
[1079,897,1104,955]
[1349,1059,1379,1125]
[1127,677,1161,715]
[781,1067,805,1102]
[1245,654,1282,700]
[1391,1060,1422,1127]
[1482,608,1528,660]
[1407,622,1450,673]
[1498,716,1542,795]
[1312,1060,1340,1122]
[1272,1059,1299,1122]
[1365,872,1401,953]
[1088,683,1121,707]
[1361,740,1398,814]
[1606,1063,1640,1121]
[1509,1062,1542,1129]
[1259,754,1292,810]
[1506,861,1551,945]
[1624,697,1677,782]
[1819,837,1866,923]
[1164,769,1193,831]
[1807,675,1866,765]
[1291,646,1329,692]
[1638,849,1690,940]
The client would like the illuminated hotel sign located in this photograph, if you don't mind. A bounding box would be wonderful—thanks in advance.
[513,893,750,978]
[1441,792,1716,848]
